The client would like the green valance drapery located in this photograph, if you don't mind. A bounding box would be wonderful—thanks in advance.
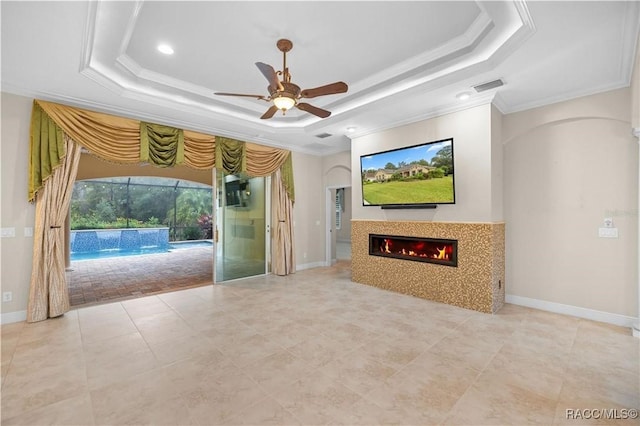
[28,99,295,202]
[215,136,295,203]
[215,137,246,175]
[29,102,67,202]
[140,122,185,167]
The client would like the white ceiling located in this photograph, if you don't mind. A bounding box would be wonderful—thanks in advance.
[2,1,639,156]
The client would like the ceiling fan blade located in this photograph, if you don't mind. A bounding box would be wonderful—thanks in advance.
[255,62,284,92]
[260,105,279,120]
[300,82,348,99]
[296,102,331,118]
[214,92,268,101]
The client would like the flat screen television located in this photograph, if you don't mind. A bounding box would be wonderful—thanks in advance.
[360,138,455,208]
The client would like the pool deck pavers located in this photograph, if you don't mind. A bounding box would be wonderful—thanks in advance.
[67,246,213,307]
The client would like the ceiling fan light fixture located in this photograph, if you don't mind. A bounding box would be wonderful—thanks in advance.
[273,95,296,111]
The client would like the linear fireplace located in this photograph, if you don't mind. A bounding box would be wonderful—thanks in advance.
[369,234,458,267]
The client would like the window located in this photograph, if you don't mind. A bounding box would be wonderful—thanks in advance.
[335,188,344,230]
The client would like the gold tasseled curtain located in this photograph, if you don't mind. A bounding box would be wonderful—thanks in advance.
[27,99,296,322]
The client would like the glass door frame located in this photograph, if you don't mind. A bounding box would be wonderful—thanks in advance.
[212,169,271,283]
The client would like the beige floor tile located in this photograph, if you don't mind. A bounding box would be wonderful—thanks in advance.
[427,331,502,371]
[253,321,318,348]
[359,336,431,370]
[146,333,219,365]
[182,369,269,424]
[319,351,398,397]
[271,369,362,425]
[560,369,640,410]
[399,350,480,399]
[2,394,95,426]
[84,335,158,390]
[364,370,461,425]
[336,397,418,425]
[218,332,283,367]
[1,358,88,421]
[162,350,238,395]
[443,377,557,425]
[133,310,200,345]
[2,262,637,426]
[121,294,174,319]
[221,396,302,426]
[286,333,351,368]
[242,349,310,393]
[90,369,193,425]
[79,314,138,344]
[481,349,565,401]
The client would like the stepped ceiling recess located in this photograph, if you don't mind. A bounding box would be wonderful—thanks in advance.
[2,1,639,155]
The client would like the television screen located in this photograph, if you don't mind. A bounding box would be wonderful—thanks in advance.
[225,179,249,207]
[360,138,455,207]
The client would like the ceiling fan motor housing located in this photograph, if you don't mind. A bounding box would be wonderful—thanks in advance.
[270,82,301,101]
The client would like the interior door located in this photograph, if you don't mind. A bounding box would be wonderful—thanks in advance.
[215,172,269,281]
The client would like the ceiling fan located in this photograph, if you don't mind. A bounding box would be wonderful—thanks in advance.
[214,39,348,119]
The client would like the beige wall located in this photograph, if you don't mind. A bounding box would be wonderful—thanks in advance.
[77,153,214,185]
[291,151,326,267]
[632,33,640,131]
[503,88,638,317]
[351,103,502,223]
[491,105,504,222]
[1,93,36,319]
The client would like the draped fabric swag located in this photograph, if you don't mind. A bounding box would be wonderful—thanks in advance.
[27,134,82,322]
[27,99,296,322]
[271,169,296,276]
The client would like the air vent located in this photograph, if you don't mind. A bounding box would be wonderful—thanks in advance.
[473,79,504,93]
[315,132,332,139]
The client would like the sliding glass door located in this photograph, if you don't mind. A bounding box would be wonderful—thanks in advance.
[214,171,269,281]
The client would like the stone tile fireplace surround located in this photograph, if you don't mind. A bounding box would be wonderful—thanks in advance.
[352,220,505,314]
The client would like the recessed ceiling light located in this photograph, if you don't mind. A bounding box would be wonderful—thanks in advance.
[456,92,471,101]
[346,127,356,133]
[157,44,174,55]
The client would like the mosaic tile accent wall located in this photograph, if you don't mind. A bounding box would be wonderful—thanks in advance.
[351,220,505,314]
[70,228,170,253]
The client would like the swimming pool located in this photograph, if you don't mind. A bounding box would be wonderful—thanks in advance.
[71,240,213,261]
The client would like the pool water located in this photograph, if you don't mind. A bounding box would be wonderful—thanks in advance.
[71,240,212,261]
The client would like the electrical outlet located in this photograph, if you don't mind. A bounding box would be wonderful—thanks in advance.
[2,292,12,302]
[24,227,33,237]
[1,227,16,238]
[598,228,618,238]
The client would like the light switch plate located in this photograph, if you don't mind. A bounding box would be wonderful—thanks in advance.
[598,228,618,238]
[1,227,16,238]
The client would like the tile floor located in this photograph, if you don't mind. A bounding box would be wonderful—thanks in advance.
[2,261,638,425]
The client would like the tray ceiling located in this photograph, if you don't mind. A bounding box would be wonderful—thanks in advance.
[2,1,638,155]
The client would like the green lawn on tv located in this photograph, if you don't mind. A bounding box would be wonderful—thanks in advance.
[362,176,454,205]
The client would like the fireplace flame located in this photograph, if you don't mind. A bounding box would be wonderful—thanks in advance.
[371,235,456,266]
[433,246,448,260]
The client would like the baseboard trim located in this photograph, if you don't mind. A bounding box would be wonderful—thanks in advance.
[506,295,637,328]
[296,261,327,271]
[1,310,27,325]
